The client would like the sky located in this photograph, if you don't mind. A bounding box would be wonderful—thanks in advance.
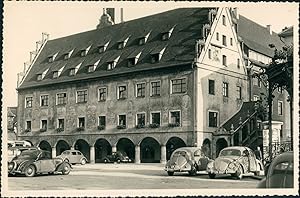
[2,1,298,115]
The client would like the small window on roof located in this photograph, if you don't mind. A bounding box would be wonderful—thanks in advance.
[69,68,75,76]
[107,56,120,70]
[98,42,109,53]
[80,45,91,57]
[128,58,136,67]
[127,51,141,67]
[37,74,43,81]
[151,47,166,63]
[64,49,74,60]
[88,65,95,73]
[161,27,174,41]
[139,38,146,45]
[53,71,59,78]
[117,37,129,49]
[48,53,58,63]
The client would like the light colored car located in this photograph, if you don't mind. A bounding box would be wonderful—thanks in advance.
[57,150,88,165]
[8,150,71,177]
[257,151,293,188]
[206,146,264,179]
[164,147,209,176]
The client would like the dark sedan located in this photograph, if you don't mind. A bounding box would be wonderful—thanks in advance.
[8,150,72,177]
[102,151,132,163]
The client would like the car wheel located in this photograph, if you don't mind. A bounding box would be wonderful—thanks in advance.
[117,159,121,164]
[208,173,216,179]
[104,159,108,163]
[167,171,174,176]
[81,159,86,165]
[188,168,197,176]
[24,165,36,177]
[254,171,260,176]
[234,166,243,180]
[62,163,71,175]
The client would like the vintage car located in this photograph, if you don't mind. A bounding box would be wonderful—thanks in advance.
[8,146,39,162]
[8,150,72,177]
[206,146,264,179]
[102,151,132,163]
[56,150,88,165]
[257,151,293,188]
[164,147,209,176]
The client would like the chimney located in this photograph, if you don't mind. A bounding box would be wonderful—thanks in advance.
[266,25,272,34]
[120,8,124,23]
[233,8,239,19]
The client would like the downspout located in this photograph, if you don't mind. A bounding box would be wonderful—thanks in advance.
[192,61,198,147]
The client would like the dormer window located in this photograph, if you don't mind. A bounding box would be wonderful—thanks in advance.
[37,74,43,81]
[107,56,120,70]
[151,47,166,63]
[64,49,74,60]
[69,68,75,76]
[139,32,150,45]
[53,71,59,78]
[117,37,129,49]
[87,59,100,73]
[98,41,109,53]
[80,45,91,57]
[36,68,49,81]
[127,51,142,67]
[202,24,211,38]
[161,27,174,41]
[48,53,58,63]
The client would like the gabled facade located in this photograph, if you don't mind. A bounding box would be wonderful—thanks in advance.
[16,7,290,163]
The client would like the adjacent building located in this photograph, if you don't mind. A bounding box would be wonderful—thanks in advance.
[16,7,290,163]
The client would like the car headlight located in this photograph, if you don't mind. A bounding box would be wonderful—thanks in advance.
[8,162,15,172]
[228,163,237,171]
[207,162,214,170]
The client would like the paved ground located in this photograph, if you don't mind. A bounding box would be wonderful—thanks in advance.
[8,163,262,190]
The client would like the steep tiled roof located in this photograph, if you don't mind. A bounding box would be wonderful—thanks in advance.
[18,8,212,90]
[237,15,285,57]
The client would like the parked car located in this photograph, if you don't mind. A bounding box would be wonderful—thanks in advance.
[257,151,293,188]
[8,146,39,162]
[164,147,209,176]
[206,146,264,179]
[8,150,72,177]
[102,151,132,163]
[57,150,88,165]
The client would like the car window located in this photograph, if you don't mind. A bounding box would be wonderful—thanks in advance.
[274,161,289,171]
[220,149,241,156]
[72,152,77,155]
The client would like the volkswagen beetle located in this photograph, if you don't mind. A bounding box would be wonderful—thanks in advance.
[102,151,132,163]
[57,150,88,165]
[8,150,72,177]
[206,146,264,179]
[257,151,293,188]
[164,147,209,176]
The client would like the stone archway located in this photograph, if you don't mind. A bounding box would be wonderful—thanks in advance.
[140,137,160,163]
[216,138,228,157]
[38,140,52,155]
[166,137,186,160]
[202,138,211,158]
[117,138,135,160]
[75,139,90,161]
[94,138,112,163]
[56,140,70,155]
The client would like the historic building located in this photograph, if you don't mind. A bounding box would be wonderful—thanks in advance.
[16,7,289,163]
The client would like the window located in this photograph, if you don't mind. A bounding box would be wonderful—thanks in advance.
[98,46,105,53]
[208,111,218,127]
[98,116,106,127]
[222,55,227,66]
[88,65,95,73]
[151,54,160,63]
[208,80,215,95]
[222,35,227,46]
[222,15,226,26]
[26,97,33,108]
[278,101,283,115]
[77,90,88,103]
[107,62,115,70]
[26,121,31,131]
[37,74,43,81]
[57,93,67,105]
[64,54,70,60]
[151,81,161,96]
[258,79,262,88]
[128,58,136,67]
[40,95,49,106]
[98,88,107,101]
[118,42,125,49]
[253,95,260,101]
[170,111,180,126]
[237,58,240,69]
[237,86,242,99]
[136,113,145,127]
[41,120,47,130]
[230,38,233,46]
[162,33,170,41]
[151,112,160,125]
[139,38,146,45]
[222,82,229,97]
[53,71,59,78]
[81,50,87,57]
[208,49,211,59]
[171,78,187,94]
[58,119,64,130]
[78,117,85,128]
[118,85,127,99]
[253,78,258,86]
[69,68,75,76]
[118,115,126,127]
[136,83,146,97]
[216,32,219,41]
